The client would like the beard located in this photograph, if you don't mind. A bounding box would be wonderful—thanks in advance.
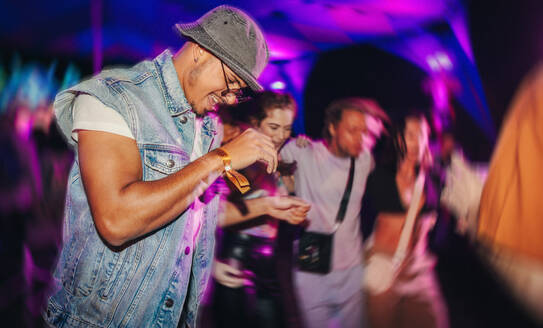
[187,61,212,117]
[189,101,207,118]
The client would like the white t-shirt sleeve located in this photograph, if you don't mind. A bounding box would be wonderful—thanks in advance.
[71,94,135,142]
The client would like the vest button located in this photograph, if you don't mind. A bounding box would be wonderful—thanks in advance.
[165,298,174,308]
[185,246,190,255]
[179,116,188,124]
[166,159,175,168]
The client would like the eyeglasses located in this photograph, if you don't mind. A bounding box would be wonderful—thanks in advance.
[220,61,253,103]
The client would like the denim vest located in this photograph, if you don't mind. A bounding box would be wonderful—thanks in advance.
[44,50,222,328]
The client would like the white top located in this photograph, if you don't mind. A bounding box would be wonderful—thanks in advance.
[191,117,203,160]
[72,94,134,142]
[189,117,205,244]
[280,140,373,270]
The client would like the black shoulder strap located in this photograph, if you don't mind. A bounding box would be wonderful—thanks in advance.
[335,157,355,224]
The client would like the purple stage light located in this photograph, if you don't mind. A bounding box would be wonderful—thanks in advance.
[436,52,453,70]
[427,55,440,72]
[270,81,286,90]
[427,52,453,72]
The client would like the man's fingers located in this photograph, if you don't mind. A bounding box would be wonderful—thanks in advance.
[258,146,277,174]
[272,150,278,173]
[258,135,275,150]
[255,133,277,173]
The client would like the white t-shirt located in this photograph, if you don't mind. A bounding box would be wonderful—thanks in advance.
[72,94,134,142]
[280,139,373,271]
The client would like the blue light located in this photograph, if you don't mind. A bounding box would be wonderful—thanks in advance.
[270,80,286,90]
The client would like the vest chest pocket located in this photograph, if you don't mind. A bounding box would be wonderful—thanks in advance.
[142,144,190,180]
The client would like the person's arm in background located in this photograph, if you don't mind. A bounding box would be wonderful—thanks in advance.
[279,137,306,195]
[220,196,310,227]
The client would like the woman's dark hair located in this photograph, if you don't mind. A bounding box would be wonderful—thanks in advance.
[216,91,297,128]
[374,109,429,172]
[246,91,297,124]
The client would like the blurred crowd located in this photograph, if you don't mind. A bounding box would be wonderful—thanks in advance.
[0,59,79,326]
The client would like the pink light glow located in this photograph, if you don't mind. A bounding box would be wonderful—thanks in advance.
[15,107,33,140]
[265,34,317,61]
[292,22,352,44]
[431,77,449,110]
[258,245,273,257]
[329,6,394,34]
[359,0,447,18]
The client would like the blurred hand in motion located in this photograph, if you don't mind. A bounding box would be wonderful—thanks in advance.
[267,196,310,225]
[212,259,245,288]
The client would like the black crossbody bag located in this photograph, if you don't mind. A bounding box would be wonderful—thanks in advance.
[297,157,355,274]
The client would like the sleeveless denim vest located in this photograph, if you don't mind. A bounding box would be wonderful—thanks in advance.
[44,50,221,328]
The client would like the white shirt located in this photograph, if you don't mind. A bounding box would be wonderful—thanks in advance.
[72,94,134,142]
[280,140,373,270]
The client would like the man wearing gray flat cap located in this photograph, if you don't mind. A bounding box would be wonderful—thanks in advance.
[44,5,277,328]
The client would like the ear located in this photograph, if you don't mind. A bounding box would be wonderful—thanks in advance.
[192,43,206,63]
[250,117,260,129]
[328,123,336,138]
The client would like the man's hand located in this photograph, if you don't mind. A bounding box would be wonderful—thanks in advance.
[267,196,310,225]
[212,259,245,288]
[220,128,277,174]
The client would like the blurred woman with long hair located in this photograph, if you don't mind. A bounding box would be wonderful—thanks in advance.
[363,111,448,328]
